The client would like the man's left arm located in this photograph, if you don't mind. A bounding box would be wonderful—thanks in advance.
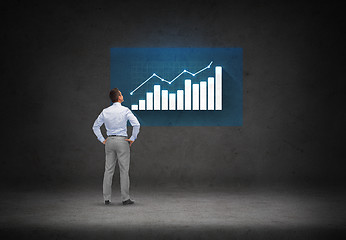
[125,109,140,146]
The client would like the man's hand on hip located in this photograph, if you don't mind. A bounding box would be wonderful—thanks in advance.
[125,139,134,147]
[103,138,108,145]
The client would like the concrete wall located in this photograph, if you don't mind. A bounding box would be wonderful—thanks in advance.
[3,1,344,188]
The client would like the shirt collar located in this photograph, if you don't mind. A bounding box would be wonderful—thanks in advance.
[113,102,121,106]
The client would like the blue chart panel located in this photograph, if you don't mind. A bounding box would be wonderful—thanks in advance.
[110,48,243,126]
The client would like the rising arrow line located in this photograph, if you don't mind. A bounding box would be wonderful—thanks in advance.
[130,61,213,95]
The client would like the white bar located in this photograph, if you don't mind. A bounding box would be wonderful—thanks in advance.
[146,92,153,110]
[139,100,145,110]
[200,81,207,110]
[177,90,184,110]
[131,104,138,111]
[154,85,160,110]
[208,77,214,110]
[215,66,222,110]
[193,84,199,110]
[184,80,191,110]
[162,90,168,110]
[169,93,176,110]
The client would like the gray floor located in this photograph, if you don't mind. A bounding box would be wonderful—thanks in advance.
[1,185,345,239]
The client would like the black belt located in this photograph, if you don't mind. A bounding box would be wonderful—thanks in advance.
[108,135,126,137]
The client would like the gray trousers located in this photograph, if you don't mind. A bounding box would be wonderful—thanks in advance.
[103,136,131,202]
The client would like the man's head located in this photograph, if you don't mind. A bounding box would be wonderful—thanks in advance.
[109,88,124,103]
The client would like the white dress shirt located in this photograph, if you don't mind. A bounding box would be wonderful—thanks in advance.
[92,102,140,143]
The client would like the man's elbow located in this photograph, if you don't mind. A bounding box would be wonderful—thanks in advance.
[92,125,99,132]
[133,124,140,132]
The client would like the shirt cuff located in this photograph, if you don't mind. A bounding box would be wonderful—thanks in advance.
[129,136,136,142]
[98,137,106,143]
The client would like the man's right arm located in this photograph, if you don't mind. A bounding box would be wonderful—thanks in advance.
[92,111,106,143]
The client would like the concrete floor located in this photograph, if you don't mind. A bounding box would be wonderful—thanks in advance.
[1,185,345,239]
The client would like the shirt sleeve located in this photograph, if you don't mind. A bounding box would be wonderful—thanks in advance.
[92,111,106,143]
[126,109,140,141]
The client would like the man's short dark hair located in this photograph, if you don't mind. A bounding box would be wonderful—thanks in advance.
[109,88,120,103]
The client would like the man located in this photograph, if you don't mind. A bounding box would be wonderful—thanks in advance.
[92,88,140,205]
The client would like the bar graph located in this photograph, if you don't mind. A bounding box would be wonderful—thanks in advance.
[131,66,223,111]
[111,47,243,126]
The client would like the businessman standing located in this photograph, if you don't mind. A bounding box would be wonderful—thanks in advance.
[92,88,140,205]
